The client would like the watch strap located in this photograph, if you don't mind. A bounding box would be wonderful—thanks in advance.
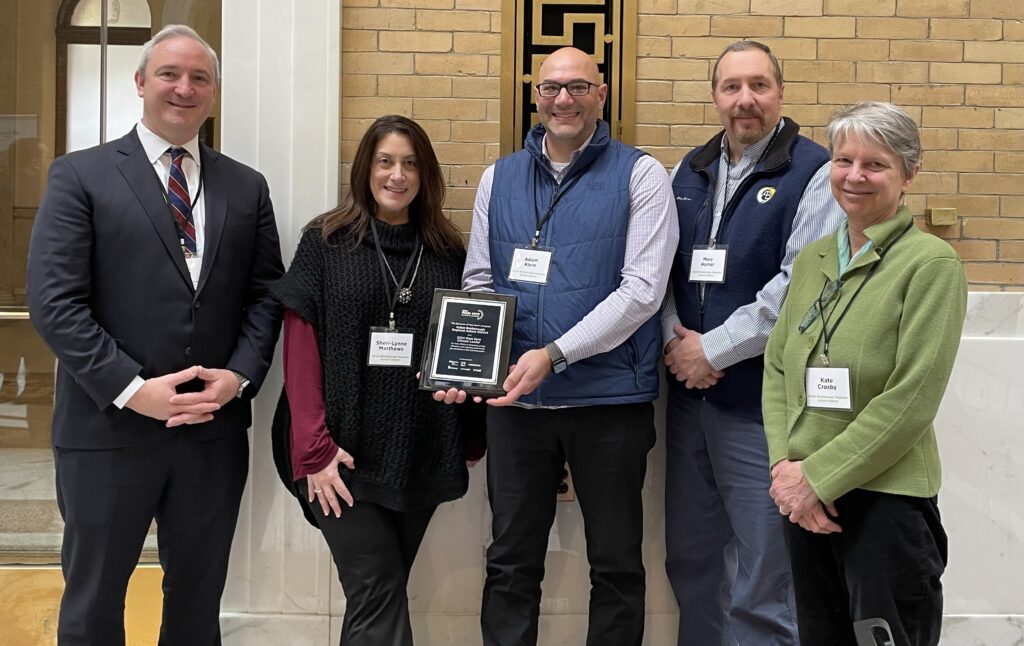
[231,370,250,399]
[545,342,567,374]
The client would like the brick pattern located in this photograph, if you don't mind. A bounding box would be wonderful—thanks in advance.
[340,0,502,236]
[340,0,1023,288]
[633,0,1023,289]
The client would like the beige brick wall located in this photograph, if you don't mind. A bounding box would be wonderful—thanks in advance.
[340,0,502,235]
[341,0,1024,289]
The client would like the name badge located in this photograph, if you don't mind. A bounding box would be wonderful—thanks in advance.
[367,327,414,367]
[805,366,852,410]
[688,246,728,283]
[509,246,553,284]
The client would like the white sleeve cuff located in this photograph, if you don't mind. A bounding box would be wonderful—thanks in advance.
[113,375,145,409]
[661,311,682,349]
[700,327,742,372]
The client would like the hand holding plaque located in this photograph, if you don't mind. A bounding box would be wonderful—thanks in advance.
[419,289,516,396]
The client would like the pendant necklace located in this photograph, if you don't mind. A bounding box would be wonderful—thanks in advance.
[370,218,423,307]
[386,248,423,304]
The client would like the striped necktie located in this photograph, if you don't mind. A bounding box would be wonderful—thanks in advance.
[167,147,197,254]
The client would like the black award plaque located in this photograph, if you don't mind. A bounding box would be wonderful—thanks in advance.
[418,289,516,396]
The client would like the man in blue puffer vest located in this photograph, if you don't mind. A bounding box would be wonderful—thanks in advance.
[453,47,678,645]
[662,41,845,646]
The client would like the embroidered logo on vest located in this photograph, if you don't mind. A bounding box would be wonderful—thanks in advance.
[757,187,777,203]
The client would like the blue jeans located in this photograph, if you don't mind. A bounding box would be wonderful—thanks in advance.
[664,392,798,646]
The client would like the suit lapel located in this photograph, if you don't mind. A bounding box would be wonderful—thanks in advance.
[196,143,226,296]
[116,129,194,291]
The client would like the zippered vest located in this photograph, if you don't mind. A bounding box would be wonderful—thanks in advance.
[671,119,829,421]
[489,121,660,406]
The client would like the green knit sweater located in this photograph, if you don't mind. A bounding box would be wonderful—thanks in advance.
[763,206,967,504]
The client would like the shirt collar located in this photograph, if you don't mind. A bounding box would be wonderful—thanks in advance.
[836,219,875,276]
[136,121,201,166]
[719,117,785,164]
[541,129,596,166]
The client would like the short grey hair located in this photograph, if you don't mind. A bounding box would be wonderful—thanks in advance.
[137,24,220,84]
[826,102,922,177]
[711,40,783,91]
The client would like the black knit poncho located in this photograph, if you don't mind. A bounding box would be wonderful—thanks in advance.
[271,219,482,514]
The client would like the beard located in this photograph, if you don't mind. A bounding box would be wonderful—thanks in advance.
[729,113,769,145]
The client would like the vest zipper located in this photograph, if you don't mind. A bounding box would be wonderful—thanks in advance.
[630,338,641,387]
[695,195,711,333]
[535,186,553,407]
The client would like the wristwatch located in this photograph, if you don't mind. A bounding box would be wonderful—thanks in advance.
[232,371,250,399]
[545,342,567,374]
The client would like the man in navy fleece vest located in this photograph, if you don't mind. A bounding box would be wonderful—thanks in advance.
[662,40,844,646]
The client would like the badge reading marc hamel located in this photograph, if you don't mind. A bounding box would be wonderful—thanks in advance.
[418,289,517,396]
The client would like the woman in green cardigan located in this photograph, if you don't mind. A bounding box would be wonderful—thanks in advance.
[763,101,967,646]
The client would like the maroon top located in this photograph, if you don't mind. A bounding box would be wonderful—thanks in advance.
[283,309,338,480]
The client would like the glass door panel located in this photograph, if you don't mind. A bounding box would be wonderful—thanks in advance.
[1,0,60,564]
[0,313,58,562]
[0,0,221,569]
[66,43,144,152]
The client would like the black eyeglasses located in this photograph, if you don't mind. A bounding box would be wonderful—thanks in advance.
[536,81,598,98]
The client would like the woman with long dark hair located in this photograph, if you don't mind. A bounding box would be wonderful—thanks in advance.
[271,115,482,645]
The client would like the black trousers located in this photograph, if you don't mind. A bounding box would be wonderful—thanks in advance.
[783,489,947,646]
[54,431,249,646]
[301,493,435,646]
[481,403,656,646]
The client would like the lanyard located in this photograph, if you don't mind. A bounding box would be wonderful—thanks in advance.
[817,220,914,365]
[530,167,582,248]
[709,121,781,246]
[369,218,422,330]
[691,122,782,308]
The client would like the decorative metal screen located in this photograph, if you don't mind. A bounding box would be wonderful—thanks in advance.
[500,0,637,153]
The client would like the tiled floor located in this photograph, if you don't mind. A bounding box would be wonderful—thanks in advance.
[0,448,156,562]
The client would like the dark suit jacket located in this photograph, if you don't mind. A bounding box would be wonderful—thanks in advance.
[27,129,284,449]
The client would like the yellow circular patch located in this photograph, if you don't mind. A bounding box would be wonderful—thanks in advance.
[756,187,777,204]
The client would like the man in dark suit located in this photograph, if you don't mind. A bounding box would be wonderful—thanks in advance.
[26,24,283,645]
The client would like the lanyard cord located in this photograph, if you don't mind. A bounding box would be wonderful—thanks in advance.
[369,218,422,330]
[530,165,582,248]
[711,120,782,245]
[692,121,782,307]
[818,220,914,365]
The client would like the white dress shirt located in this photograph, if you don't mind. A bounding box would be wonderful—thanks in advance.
[113,122,207,409]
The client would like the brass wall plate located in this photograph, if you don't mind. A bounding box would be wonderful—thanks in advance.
[926,207,958,226]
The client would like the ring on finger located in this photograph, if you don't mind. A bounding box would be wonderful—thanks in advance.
[314,488,323,493]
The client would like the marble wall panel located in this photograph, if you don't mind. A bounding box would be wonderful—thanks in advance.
[221,293,1024,645]
[938,294,1024,617]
